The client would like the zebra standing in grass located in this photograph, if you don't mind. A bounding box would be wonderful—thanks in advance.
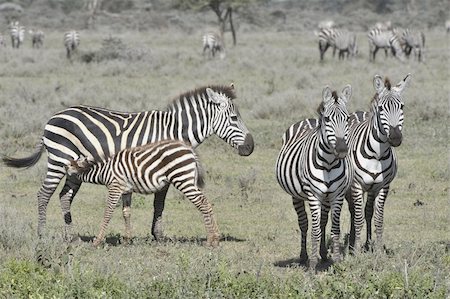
[64,30,80,59]
[29,29,44,48]
[2,85,254,242]
[202,30,225,59]
[402,29,425,62]
[346,74,410,253]
[318,28,357,61]
[276,85,353,270]
[66,140,220,247]
[9,21,25,49]
[368,28,405,62]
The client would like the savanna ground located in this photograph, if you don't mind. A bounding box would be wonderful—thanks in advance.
[0,1,449,298]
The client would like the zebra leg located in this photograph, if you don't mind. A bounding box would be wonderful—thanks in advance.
[348,184,364,253]
[319,204,330,260]
[59,176,82,242]
[330,197,344,263]
[373,187,389,251]
[152,185,169,241]
[372,47,379,62]
[94,183,124,247]
[364,191,376,251]
[308,198,322,271]
[122,193,132,244]
[293,197,308,264]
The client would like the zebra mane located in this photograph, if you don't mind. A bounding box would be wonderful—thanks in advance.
[384,78,391,90]
[69,157,95,174]
[168,85,236,107]
[317,90,339,116]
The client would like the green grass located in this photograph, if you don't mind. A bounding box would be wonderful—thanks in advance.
[0,12,449,298]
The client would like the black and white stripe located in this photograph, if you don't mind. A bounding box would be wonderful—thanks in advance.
[368,28,405,62]
[346,74,411,253]
[29,29,44,48]
[202,31,225,59]
[276,85,353,270]
[64,30,80,59]
[2,85,254,241]
[9,21,25,49]
[318,28,357,60]
[67,140,220,247]
[402,29,425,62]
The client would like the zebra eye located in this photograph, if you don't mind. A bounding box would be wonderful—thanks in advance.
[324,116,330,122]
[230,115,238,121]
[379,106,384,112]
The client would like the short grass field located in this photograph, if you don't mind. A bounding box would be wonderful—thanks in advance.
[0,8,449,298]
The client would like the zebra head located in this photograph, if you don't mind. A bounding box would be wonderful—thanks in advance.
[205,86,254,156]
[319,85,352,159]
[372,74,411,147]
[66,155,93,176]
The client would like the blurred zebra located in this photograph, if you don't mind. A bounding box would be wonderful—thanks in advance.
[202,31,225,59]
[368,28,405,62]
[9,21,25,49]
[29,29,44,48]
[2,85,254,241]
[446,20,450,33]
[64,30,80,59]
[318,27,336,61]
[319,28,358,60]
[346,74,411,253]
[276,85,353,270]
[402,29,425,62]
[66,140,220,247]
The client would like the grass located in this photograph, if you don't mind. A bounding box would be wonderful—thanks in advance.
[0,7,449,298]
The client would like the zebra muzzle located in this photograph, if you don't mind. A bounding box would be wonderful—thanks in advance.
[333,138,348,159]
[238,134,254,156]
[388,126,402,147]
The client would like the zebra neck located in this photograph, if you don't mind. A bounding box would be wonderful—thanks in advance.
[367,114,392,157]
[77,162,109,185]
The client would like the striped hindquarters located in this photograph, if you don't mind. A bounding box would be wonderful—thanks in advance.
[9,21,25,48]
[202,31,224,57]
[64,30,80,58]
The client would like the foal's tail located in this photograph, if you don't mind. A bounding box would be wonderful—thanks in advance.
[2,139,44,168]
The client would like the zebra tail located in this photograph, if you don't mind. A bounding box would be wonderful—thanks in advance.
[194,152,205,190]
[2,139,44,168]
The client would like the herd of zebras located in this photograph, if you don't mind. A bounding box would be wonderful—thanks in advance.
[3,69,410,270]
[0,21,80,59]
[318,20,429,62]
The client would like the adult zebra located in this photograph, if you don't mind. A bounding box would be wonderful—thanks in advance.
[202,30,225,59]
[64,30,80,59]
[66,140,219,247]
[402,29,425,62]
[2,85,254,241]
[368,28,405,62]
[9,21,25,49]
[346,74,411,253]
[276,85,353,270]
[318,28,357,61]
[29,29,44,48]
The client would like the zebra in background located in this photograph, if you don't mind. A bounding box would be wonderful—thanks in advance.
[66,140,220,247]
[367,28,405,62]
[9,21,25,49]
[202,30,225,59]
[318,28,358,61]
[64,30,80,59]
[402,29,425,62]
[2,85,254,242]
[29,29,44,48]
[276,85,353,270]
[446,20,450,33]
[346,74,411,253]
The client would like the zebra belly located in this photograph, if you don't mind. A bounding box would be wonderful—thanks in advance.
[355,159,395,188]
[130,177,169,195]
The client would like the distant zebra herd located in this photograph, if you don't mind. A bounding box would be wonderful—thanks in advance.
[317,20,432,63]
[1,20,80,60]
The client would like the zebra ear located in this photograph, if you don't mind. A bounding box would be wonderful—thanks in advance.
[206,88,225,105]
[373,75,384,94]
[393,73,411,94]
[341,85,352,102]
[322,86,333,104]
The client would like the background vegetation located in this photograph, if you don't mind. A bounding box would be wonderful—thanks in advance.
[0,0,449,297]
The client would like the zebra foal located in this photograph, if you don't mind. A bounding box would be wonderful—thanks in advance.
[276,85,353,270]
[64,30,80,59]
[346,74,411,253]
[67,140,219,247]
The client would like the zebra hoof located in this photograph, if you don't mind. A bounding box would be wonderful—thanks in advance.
[92,238,103,248]
[205,234,220,248]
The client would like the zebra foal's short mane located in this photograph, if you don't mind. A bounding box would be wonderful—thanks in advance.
[370,77,391,105]
[169,85,236,105]
[316,90,339,115]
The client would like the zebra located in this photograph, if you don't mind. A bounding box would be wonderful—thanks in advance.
[202,31,225,59]
[402,29,425,62]
[2,85,254,242]
[275,85,353,270]
[64,30,80,59]
[367,28,405,62]
[346,74,411,253]
[9,21,25,49]
[318,28,358,61]
[29,29,44,48]
[446,20,450,34]
[66,140,220,247]
[318,27,336,61]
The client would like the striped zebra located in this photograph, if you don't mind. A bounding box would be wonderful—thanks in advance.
[318,28,357,61]
[275,85,353,270]
[64,30,80,59]
[66,140,220,247]
[29,29,44,48]
[368,28,405,62]
[202,31,225,59]
[402,29,425,62]
[346,74,411,253]
[2,85,254,241]
[9,21,25,49]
